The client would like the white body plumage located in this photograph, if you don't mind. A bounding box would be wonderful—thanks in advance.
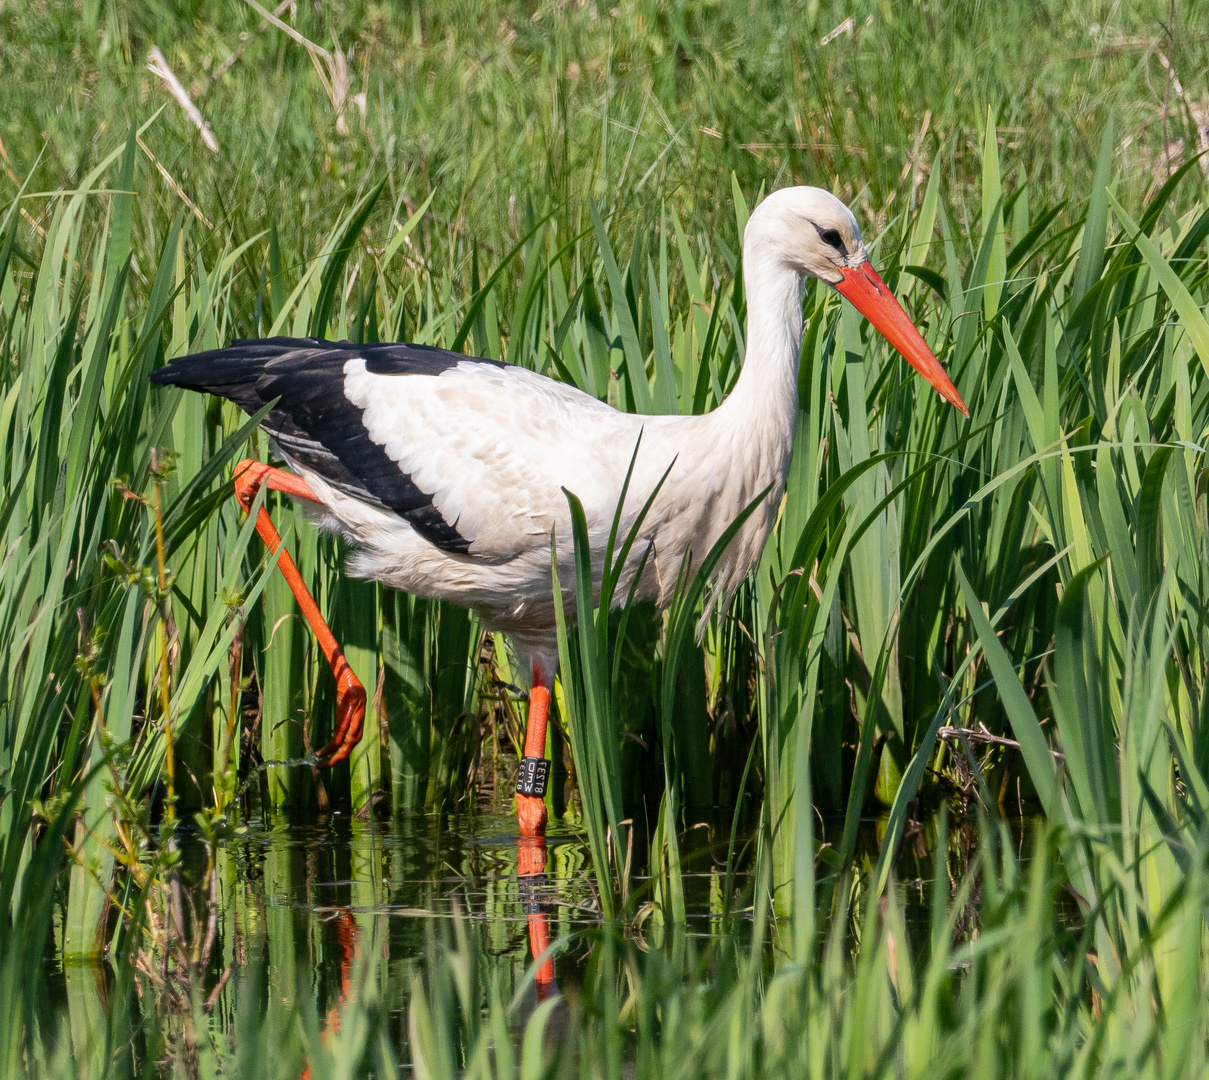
[291,188,855,669]
[149,183,965,788]
[156,184,975,688]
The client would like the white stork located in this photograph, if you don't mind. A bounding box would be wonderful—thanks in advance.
[150,186,967,846]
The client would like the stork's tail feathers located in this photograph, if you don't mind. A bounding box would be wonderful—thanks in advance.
[148,337,332,412]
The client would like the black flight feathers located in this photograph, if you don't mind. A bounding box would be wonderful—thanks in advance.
[150,337,506,555]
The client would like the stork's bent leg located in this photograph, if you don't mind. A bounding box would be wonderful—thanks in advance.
[233,459,366,766]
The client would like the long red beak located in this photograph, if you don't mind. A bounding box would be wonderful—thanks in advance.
[834,262,969,417]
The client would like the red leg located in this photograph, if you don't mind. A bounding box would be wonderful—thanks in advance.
[233,459,366,766]
[516,660,556,997]
[515,661,552,837]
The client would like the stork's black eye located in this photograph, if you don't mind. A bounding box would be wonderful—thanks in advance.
[818,228,844,250]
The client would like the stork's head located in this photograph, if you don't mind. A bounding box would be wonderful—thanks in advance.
[744,186,968,416]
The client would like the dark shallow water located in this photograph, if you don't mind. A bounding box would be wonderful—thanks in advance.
[43,807,759,1054]
[40,806,1031,1067]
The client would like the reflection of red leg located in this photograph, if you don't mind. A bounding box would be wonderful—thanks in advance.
[301,909,360,1080]
[233,459,366,765]
[516,661,552,837]
[518,838,556,999]
[329,909,358,1030]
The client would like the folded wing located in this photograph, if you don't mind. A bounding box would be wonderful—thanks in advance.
[150,337,635,561]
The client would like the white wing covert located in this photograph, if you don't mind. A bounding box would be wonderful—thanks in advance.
[343,358,643,561]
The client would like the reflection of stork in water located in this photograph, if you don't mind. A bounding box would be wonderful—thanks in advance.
[517,837,557,998]
[151,186,966,981]
[298,895,554,1080]
[300,909,358,1080]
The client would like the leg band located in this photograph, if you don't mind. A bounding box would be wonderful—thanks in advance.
[516,756,551,798]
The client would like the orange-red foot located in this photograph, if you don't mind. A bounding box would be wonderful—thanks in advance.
[315,660,367,765]
[233,458,320,512]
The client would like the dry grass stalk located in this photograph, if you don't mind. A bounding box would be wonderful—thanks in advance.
[1154,49,1209,174]
[136,135,214,229]
[242,0,357,134]
[0,133,48,237]
[191,0,296,99]
[147,45,221,154]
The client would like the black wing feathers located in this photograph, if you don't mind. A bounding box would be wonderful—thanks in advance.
[150,338,504,554]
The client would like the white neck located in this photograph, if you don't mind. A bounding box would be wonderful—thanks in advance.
[718,251,803,433]
[672,250,804,606]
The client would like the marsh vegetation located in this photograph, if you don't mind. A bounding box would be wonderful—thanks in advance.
[3,2,1209,1076]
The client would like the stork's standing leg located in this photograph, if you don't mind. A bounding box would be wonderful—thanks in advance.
[515,660,553,837]
[233,459,366,765]
[516,661,556,997]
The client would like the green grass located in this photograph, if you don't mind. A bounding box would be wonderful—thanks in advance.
[4,1,1209,1075]
[4,0,1209,263]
